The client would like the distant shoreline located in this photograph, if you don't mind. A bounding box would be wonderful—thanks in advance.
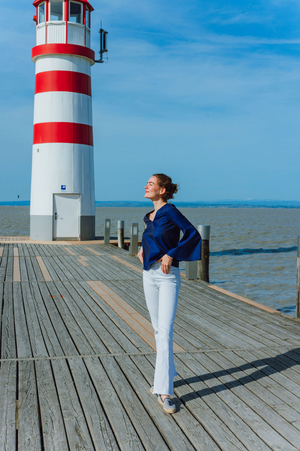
[1,200,300,208]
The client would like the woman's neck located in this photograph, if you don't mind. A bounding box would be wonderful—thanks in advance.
[152,199,167,212]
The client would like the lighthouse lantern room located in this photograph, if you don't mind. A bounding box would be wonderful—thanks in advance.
[30,0,96,241]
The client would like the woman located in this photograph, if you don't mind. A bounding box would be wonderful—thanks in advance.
[138,173,201,414]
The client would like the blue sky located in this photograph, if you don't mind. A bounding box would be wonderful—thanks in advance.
[1,0,300,202]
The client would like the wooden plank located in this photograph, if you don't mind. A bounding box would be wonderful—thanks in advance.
[14,283,32,358]
[131,354,221,451]
[6,256,13,281]
[87,281,157,351]
[77,258,89,266]
[173,352,286,451]
[85,247,102,256]
[26,283,105,450]
[250,348,300,387]
[18,361,42,451]
[36,256,52,281]
[0,246,4,257]
[52,256,76,281]
[176,296,270,349]
[31,256,46,281]
[51,358,95,450]
[115,354,197,451]
[17,244,24,257]
[38,281,91,356]
[263,347,300,375]
[220,349,300,415]
[0,256,7,282]
[189,352,300,450]
[53,281,109,354]
[61,255,91,281]
[27,245,35,257]
[14,283,42,449]
[64,246,77,256]
[110,255,143,273]
[21,243,30,257]
[2,245,9,257]
[72,281,140,354]
[208,285,279,314]
[0,361,17,450]
[207,350,300,431]
[35,360,69,451]
[19,256,28,281]
[177,287,283,347]
[62,281,124,354]
[84,254,138,281]
[67,357,120,451]
[100,355,171,451]
[21,282,50,357]
[25,257,37,282]
[41,257,62,282]
[1,282,16,359]
[85,356,146,451]
[235,349,300,402]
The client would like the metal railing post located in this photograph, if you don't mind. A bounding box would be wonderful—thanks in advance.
[118,220,124,249]
[104,219,111,244]
[130,223,139,256]
[197,225,210,282]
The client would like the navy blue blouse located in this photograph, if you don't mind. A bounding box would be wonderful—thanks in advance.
[142,203,201,270]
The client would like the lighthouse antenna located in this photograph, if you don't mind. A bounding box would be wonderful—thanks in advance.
[95,20,108,64]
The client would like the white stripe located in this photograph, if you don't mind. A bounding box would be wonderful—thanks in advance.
[30,143,94,216]
[36,54,91,75]
[34,92,92,125]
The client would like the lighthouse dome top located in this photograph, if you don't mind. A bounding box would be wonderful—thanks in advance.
[33,0,95,49]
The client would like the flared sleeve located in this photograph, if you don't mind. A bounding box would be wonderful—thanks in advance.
[165,205,201,261]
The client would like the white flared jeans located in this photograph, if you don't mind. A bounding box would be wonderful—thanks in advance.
[143,262,181,395]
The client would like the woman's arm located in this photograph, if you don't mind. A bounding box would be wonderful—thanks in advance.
[137,247,143,264]
[166,206,201,262]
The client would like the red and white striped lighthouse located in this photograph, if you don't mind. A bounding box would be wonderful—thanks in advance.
[30,0,96,241]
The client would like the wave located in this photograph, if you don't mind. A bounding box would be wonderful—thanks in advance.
[211,246,297,257]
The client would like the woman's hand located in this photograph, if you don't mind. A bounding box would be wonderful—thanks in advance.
[157,254,173,274]
[137,247,143,264]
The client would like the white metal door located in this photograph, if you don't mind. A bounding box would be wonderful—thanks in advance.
[53,194,80,240]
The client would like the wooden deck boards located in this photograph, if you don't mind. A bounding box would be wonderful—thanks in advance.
[0,242,300,450]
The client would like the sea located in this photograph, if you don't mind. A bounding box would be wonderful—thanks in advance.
[1,205,300,317]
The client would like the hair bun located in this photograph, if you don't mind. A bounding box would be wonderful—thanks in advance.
[153,173,179,201]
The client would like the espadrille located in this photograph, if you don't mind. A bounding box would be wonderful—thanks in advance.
[158,395,176,414]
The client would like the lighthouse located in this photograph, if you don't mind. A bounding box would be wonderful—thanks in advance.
[30,0,96,241]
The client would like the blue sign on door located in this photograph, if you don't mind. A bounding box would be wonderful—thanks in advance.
[61,185,66,190]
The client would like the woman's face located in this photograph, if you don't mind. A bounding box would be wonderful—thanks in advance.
[145,176,165,200]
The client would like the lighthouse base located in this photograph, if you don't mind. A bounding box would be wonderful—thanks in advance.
[30,215,95,241]
[80,216,95,240]
[30,215,53,241]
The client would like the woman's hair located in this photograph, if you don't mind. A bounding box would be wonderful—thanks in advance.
[153,173,179,202]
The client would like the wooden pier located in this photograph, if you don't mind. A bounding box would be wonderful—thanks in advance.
[0,239,300,450]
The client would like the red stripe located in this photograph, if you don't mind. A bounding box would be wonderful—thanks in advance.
[33,122,93,146]
[35,71,91,95]
[33,0,94,11]
[32,44,95,64]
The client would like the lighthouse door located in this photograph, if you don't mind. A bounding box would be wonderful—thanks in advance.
[53,194,80,240]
